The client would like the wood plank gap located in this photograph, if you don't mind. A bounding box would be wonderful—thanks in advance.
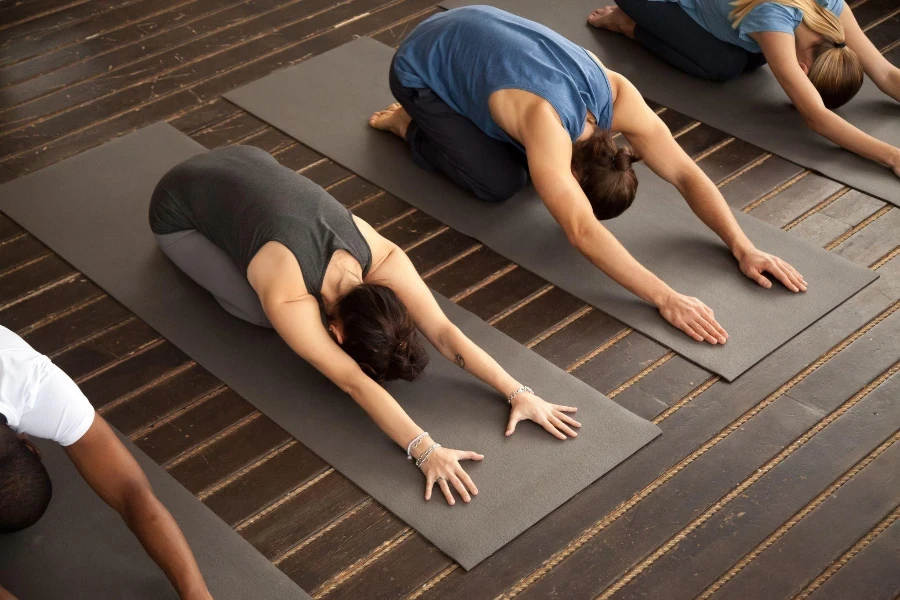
[697,429,900,598]
[566,328,633,372]
[488,284,554,326]
[692,136,735,162]
[421,244,484,279]
[825,205,893,250]
[784,187,851,231]
[862,5,900,32]
[794,503,900,599]
[671,121,702,139]
[0,0,92,33]
[741,170,811,213]
[500,300,900,599]
[238,468,336,533]
[17,290,108,337]
[0,231,27,247]
[0,271,78,311]
[871,245,900,270]
[524,305,593,349]
[323,174,357,191]
[406,564,460,600]
[312,527,415,598]
[607,352,675,398]
[163,411,262,469]
[346,189,386,211]
[653,376,720,424]
[97,360,197,415]
[196,438,298,500]
[0,251,50,278]
[374,207,418,231]
[127,384,228,440]
[595,360,900,600]
[451,263,518,302]
[402,226,449,252]
[271,495,371,564]
[47,313,135,359]
[715,153,773,189]
[73,337,165,384]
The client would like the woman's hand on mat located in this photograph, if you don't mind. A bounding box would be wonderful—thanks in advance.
[422,447,483,505]
[735,247,808,293]
[658,292,728,345]
[506,392,581,440]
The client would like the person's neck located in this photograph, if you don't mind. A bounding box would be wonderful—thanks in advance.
[320,252,362,309]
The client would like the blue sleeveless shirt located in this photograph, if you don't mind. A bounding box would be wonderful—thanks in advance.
[393,6,613,150]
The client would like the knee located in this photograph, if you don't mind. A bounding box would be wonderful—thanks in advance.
[474,168,527,203]
[704,55,748,82]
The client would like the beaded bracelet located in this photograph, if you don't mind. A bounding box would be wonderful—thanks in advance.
[506,385,533,404]
[406,432,429,460]
[415,443,441,468]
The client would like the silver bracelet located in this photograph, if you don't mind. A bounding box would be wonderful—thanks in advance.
[506,385,533,404]
[415,443,441,468]
[406,432,429,460]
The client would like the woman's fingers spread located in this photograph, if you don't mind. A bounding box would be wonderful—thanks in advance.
[555,411,582,428]
[438,478,455,505]
[450,475,471,503]
[541,419,568,440]
[456,466,478,496]
[549,415,578,437]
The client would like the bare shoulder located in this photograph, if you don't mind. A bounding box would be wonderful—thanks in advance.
[247,241,309,302]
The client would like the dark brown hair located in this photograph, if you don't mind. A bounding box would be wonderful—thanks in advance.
[0,425,52,533]
[571,129,641,220]
[336,283,429,382]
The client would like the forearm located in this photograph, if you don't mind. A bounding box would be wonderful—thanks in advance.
[677,171,754,258]
[435,324,520,398]
[873,65,900,102]
[122,490,209,600]
[810,109,899,167]
[347,376,427,449]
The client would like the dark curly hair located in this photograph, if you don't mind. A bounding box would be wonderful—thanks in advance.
[571,129,641,220]
[0,424,52,533]
[336,283,429,382]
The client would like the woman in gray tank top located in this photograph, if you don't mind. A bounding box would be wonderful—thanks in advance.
[149,146,581,506]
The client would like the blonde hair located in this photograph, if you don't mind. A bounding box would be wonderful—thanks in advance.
[730,0,863,108]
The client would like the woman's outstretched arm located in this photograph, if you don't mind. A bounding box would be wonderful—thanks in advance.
[248,241,480,505]
[755,30,900,176]
[358,220,581,440]
[840,4,900,102]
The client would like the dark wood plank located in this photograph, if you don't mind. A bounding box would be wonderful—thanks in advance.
[675,124,731,158]
[493,287,587,345]
[0,214,25,242]
[21,295,131,355]
[350,194,411,228]
[0,275,102,333]
[53,317,160,380]
[203,441,329,527]
[405,229,478,274]
[191,111,269,149]
[609,384,669,421]
[457,266,548,322]
[328,533,451,600]
[0,234,49,273]
[134,388,255,464]
[697,139,766,184]
[167,413,291,494]
[102,363,222,435]
[572,333,670,394]
[719,155,805,210]
[275,501,407,592]
[833,208,900,266]
[658,109,696,135]
[332,177,385,209]
[241,473,369,560]
[378,210,443,248]
[627,354,711,407]
[169,98,244,136]
[302,160,354,189]
[749,173,845,229]
[0,253,75,306]
[531,309,625,368]
[424,246,511,298]
[79,340,192,409]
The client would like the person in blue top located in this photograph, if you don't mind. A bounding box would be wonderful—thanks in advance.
[370,6,806,346]
[588,0,900,177]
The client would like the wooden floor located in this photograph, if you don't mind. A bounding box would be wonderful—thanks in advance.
[2,0,899,598]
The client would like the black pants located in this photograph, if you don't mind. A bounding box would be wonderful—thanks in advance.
[389,58,528,202]
[615,0,767,82]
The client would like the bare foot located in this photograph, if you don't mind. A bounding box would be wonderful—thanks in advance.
[587,7,636,38]
[369,102,412,140]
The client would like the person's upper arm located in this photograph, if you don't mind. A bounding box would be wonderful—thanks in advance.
[840,3,894,85]
[248,242,371,393]
[18,363,95,446]
[610,74,703,190]
[64,416,151,515]
[521,103,599,242]
[755,31,830,123]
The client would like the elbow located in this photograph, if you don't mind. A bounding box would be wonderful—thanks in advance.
[801,109,830,134]
[564,222,594,253]
[120,484,162,527]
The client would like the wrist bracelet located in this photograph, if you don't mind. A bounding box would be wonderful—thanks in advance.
[415,443,441,468]
[506,385,533,404]
[406,432,429,460]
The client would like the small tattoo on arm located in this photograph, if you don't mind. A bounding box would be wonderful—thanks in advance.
[454,353,465,369]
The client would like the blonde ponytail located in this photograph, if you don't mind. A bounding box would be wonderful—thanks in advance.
[729,0,863,108]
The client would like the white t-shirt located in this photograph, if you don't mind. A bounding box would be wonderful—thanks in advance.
[0,326,95,446]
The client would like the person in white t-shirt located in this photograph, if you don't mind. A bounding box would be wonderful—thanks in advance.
[0,326,212,600]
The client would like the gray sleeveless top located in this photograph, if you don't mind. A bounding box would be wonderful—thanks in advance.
[149,146,372,307]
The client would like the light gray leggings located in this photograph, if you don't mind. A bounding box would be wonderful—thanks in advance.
[155,230,273,328]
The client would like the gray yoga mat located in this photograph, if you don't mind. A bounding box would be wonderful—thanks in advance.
[0,433,307,599]
[441,0,900,206]
[0,122,661,570]
[223,37,877,381]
